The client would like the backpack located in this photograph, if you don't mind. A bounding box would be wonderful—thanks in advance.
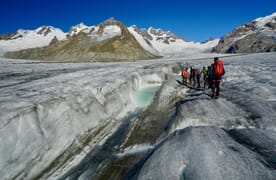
[196,69,201,78]
[213,60,225,77]
[208,65,213,78]
[182,70,189,78]
[202,67,208,76]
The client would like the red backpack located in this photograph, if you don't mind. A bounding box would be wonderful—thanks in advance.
[213,60,225,77]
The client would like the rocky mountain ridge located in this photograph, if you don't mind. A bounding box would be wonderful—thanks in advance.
[4,18,158,62]
[1,18,219,61]
[133,26,188,44]
[129,25,218,56]
[0,26,65,40]
[213,12,276,53]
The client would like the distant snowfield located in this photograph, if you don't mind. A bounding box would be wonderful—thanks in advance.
[0,52,275,179]
[128,26,219,56]
[0,27,66,55]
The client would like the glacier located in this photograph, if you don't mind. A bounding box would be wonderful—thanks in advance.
[0,52,275,179]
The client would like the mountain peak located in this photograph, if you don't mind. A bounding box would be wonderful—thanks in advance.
[96,17,132,38]
[105,17,116,22]
[98,17,124,27]
[36,26,56,36]
[68,22,89,36]
[147,27,187,42]
[72,22,87,29]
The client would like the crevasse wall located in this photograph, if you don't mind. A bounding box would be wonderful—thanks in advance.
[0,66,172,179]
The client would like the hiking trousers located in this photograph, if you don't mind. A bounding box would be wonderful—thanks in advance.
[182,77,187,84]
[212,80,221,97]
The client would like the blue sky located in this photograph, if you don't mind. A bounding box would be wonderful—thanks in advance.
[0,0,275,42]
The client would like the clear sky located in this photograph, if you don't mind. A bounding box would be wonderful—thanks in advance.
[0,0,275,42]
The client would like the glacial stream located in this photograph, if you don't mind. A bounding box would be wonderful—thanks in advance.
[134,85,161,107]
[58,84,162,179]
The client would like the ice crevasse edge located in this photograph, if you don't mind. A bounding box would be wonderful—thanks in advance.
[0,61,170,179]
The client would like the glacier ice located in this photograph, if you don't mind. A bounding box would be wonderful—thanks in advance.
[0,52,275,179]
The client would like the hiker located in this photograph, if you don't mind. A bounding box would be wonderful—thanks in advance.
[207,65,213,89]
[189,67,193,84]
[211,57,225,99]
[195,69,201,88]
[182,68,189,84]
[191,68,196,86]
[202,66,208,88]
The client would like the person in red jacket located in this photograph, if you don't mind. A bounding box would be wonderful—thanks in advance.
[182,68,189,84]
[211,57,225,99]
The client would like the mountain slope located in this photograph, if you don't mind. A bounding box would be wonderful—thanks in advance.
[1,19,219,61]
[0,26,66,54]
[129,26,219,56]
[213,12,276,53]
[4,18,158,62]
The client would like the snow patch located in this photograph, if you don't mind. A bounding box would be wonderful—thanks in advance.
[117,144,155,157]
[128,26,160,56]
[255,12,276,29]
[89,25,121,42]
[68,22,90,36]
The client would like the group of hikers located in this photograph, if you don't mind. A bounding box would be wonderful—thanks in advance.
[181,57,225,99]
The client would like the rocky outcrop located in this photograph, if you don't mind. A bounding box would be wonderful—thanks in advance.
[4,18,158,62]
[213,13,276,53]
[132,26,187,45]
[221,34,276,53]
[48,36,59,46]
[0,32,17,40]
[37,26,54,36]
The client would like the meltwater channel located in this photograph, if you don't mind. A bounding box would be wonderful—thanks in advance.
[58,84,161,179]
[133,85,161,107]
